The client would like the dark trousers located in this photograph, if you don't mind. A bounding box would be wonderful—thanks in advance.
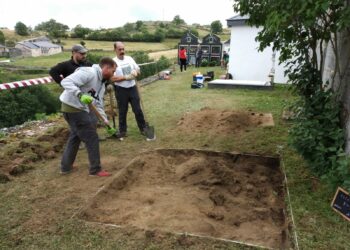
[195,57,201,67]
[180,59,187,72]
[61,111,101,175]
[114,85,146,133]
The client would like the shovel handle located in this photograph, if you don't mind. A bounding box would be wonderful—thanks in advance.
[88,103,110,129]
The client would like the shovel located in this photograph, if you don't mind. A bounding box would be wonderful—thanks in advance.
[88,103,122,140]
[108,86,116,129]
[136,82,156,141]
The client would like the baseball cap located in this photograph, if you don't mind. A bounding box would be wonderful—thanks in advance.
[72,44,88,53]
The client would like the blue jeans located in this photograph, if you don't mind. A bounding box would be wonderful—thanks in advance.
[61,111,101,174]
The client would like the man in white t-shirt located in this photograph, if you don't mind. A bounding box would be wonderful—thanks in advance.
[110,41,147,139]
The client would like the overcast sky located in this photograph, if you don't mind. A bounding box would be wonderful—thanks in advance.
[1,0,236,30]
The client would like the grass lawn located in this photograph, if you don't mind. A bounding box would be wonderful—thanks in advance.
[0,66,349,249]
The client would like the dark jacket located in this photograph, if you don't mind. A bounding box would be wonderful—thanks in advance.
[49,58,92,85]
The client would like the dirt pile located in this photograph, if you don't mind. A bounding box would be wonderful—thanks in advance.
[176,107,274,134]
[0,126,69,181]
[79,149,290,249]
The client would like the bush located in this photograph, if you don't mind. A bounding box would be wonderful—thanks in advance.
[209,60,217,67]
[200,59,208,67]
[0,85,60,128]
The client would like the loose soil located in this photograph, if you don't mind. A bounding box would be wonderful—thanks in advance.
[176,108,274,134]
[0,126,69,179]
[79,149,289,249]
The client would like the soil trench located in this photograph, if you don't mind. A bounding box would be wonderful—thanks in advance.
[79,149,289,249]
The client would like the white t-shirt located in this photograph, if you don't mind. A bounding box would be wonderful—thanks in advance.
[113,55,140,88]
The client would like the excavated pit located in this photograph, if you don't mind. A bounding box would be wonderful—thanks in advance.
[78,149,290,249]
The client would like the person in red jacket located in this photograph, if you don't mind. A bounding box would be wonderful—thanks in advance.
[179,46,187,72]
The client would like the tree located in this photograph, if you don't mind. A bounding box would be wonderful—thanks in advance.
[71,25,91,38]
[15,21,29,36]
[0,30,5,45]
[210,20,223,34]
[172,15,185,25]
[135,21,144,31]
[35,19,69,38]
[234,0,350,188]
[123,22,134,32]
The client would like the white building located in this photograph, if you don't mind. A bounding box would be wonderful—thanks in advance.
[226,15,289,83]
[15,37,62,57]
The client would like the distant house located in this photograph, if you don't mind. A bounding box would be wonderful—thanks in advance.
[201,34,222,64]
[178,32,200,65]
[15,37,62,57]
[0,44,9,57]
[226,15,289,83]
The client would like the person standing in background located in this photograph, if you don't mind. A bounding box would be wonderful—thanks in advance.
[195,45,203,68]
[179,46,187,72]
[49,44,92,85]
[111,41,149,140]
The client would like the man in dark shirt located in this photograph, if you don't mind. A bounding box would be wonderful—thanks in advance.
[49,44,92,85]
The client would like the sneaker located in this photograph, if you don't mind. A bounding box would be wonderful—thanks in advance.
[89,170,111,177]
[115,132,127,140]
[60,165,77,175]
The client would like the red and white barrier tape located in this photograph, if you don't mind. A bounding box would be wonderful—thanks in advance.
[0,76,54,91]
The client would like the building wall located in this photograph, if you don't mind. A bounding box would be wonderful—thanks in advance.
[228,25,289,83]
[47,47,62,55]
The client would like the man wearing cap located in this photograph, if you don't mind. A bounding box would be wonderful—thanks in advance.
[49,44,92,85]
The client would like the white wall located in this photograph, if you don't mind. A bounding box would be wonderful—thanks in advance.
[228,25,289,83]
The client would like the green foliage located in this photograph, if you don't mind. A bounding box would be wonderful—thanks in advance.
[5,40,15,47]
[123,22,134,32]
[210,20,223,34]
[172,15,186,25]
[71,25,91,38]
[234,0,350,189]
[200,59,208,67]
[135,21,144,31]
[15,21,29,36]
[209,60,218,67]
[0,30,5,44]
[137,56,171,80]
[35,19,69,38]
[0,85,60,128]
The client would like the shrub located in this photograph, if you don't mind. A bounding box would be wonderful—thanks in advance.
[200,59,208,67]
[0,85,60,128]
[209,60,217,67]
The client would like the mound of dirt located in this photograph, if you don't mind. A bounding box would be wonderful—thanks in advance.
[176,108,274,134]
[79,149,290,249]
[0,126,69,180]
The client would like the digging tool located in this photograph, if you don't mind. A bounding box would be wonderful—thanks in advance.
[88,103,122,140]
[107,84,116,129]
[136,82,156,141]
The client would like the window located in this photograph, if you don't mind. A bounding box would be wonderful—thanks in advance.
[209,37,214,43]
[187,37,191,43]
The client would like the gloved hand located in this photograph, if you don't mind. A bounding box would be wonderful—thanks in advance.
[124,74,135,81]
[80,94,93,104]
[106,126,117,136]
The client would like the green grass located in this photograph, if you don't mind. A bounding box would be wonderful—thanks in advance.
[0,66,349,249]
[61,38,175,52]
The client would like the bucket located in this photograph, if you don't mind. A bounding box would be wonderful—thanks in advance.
[196,74,204,84]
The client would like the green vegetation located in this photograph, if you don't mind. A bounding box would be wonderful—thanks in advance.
[14,21,29,36]
[35,19,69,38]
[0,85,60,128]
[210,20,223,34]
[0,30,5,44]
[234,0,350,189]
